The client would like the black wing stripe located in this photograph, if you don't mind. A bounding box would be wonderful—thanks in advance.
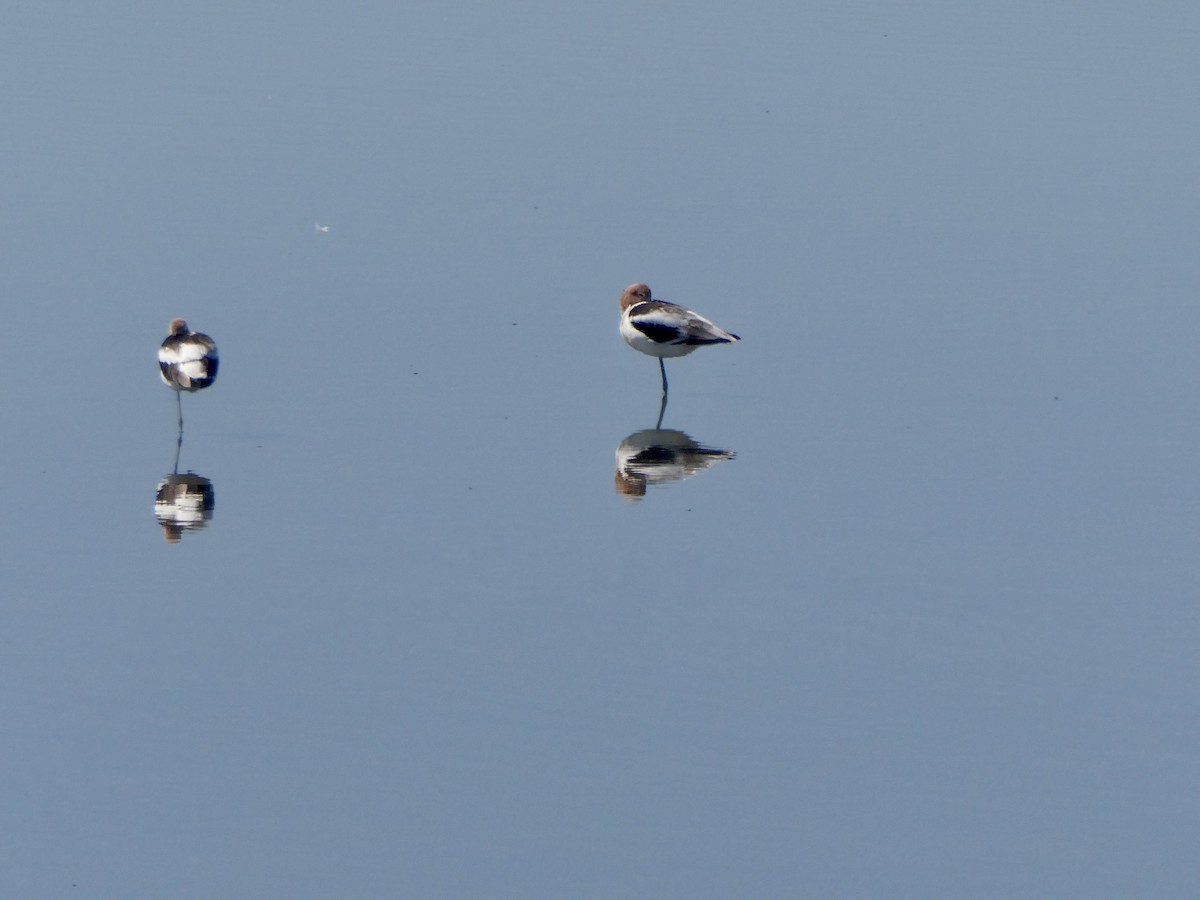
[632,320,684,344]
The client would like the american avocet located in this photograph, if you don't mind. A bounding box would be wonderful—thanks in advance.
[160,318,218,442]
[619,283,740,394]
[160,319,218,393]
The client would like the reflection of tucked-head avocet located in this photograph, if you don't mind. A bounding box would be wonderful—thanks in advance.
[619,283,739,395]
[155,472,215,543]
[614,428,735,499]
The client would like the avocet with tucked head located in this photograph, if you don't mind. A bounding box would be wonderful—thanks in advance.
[159,318,218,392]
[619,283,740,394]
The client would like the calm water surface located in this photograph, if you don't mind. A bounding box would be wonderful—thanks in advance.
[2,2,1199,897]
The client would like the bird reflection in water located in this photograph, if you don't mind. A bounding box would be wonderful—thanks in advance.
[614,395,735,499]
[155,422,215,542]
[154,473,215,543]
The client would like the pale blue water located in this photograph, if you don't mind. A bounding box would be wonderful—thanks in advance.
[2,2,1199,897]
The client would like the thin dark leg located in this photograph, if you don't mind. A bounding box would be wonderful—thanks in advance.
[174,392,184,474]
[659,358,668,396]
[655,391,667,430]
